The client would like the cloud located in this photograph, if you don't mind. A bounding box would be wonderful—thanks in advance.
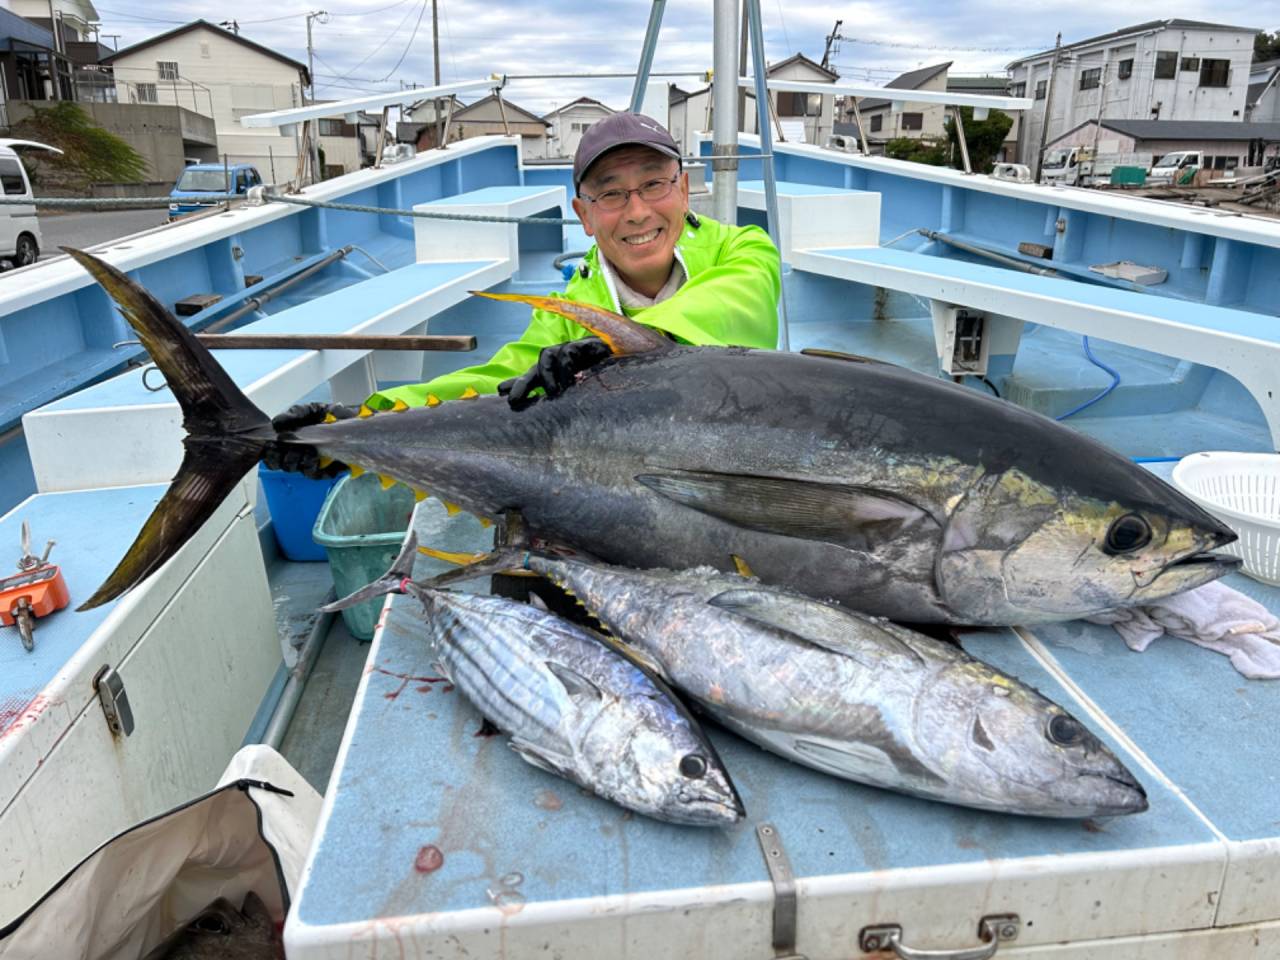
[97,1,1269,114]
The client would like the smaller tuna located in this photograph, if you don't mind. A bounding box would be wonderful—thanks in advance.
[420,547,1148,819]
[328,534,743,827]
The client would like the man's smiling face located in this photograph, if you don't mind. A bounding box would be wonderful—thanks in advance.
[572,145,690,299]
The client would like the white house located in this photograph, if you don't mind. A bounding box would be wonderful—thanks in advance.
[668,84,710,156]
[1006,19,1259,174]
[541,96,613,159]
[102,20,309,179]
[8,0,97,42]
[853,62,952,149]
[1043,118,1280,173]
[741,53,838,145]
[404,94,549,159]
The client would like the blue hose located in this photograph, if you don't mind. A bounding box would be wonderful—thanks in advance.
[1132,456,1182,463]
[1055,336,1121,421]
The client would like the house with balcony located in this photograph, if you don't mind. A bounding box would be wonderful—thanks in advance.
[848,62,952,152]
[1006,19,1258,174]
[741,53,838,145]
[101,19,309,178]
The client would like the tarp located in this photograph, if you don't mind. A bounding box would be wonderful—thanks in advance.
[0,745,320,960]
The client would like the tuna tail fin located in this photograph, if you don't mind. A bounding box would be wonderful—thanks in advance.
[470,291,673,357]
[64,248,275,610]
[321,532,421,612]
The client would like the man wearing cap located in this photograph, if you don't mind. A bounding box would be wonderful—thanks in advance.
[366,111,781,409]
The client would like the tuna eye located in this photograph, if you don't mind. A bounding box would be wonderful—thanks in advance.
[1047,715,1085,746]
[1104,514,1151,555]
[679,754,708,778]
[193,915,231,935]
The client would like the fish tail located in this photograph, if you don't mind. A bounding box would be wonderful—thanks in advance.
[321,532,421,612]
[65,248,277,610]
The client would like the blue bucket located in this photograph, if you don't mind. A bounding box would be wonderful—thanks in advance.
[258,464,342,561]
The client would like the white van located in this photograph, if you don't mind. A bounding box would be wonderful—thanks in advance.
[0,140,62,268]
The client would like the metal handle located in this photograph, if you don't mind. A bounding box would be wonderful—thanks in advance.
[861,916,1018,960]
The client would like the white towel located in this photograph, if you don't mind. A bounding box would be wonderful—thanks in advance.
[1087,581,1280,680]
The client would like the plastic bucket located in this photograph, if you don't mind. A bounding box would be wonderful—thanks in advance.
[313,473,418,639]
[259,465,341,562]
[1171,451,1280,586]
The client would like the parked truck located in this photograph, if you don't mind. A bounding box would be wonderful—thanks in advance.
[1039,146,1151,187]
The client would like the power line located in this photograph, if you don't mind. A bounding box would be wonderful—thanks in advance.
[320,0,425,84]
[838,36,1041,53]
[377,0,430,81]
[329,0,417,16]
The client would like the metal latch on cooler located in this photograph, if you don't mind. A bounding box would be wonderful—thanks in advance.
[93,665,135,737]
[860,914,1020,959]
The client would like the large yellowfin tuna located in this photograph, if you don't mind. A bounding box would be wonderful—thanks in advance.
[64,248,1238,624]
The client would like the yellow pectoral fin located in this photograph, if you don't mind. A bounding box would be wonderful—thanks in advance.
[418,545,492,566]
[469,290,673,357]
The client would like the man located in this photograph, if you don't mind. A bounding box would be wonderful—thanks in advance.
[368,110,781,408]
[270,112,780,472]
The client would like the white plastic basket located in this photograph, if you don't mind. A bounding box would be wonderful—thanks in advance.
[1171,451,1280,586]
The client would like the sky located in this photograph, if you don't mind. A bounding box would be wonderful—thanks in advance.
[88,0,1274,114]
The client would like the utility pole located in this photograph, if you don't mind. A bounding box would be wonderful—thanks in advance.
[432,0,443,148]
[305,10,328,184]
[737,0,747,132]
[102,33,120,50]
[821,19,843,70]
[1033,32,1061,181]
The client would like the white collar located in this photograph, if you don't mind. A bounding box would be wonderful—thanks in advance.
[599,247,688,311]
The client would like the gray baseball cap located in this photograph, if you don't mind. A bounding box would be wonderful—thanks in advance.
[573,112,681,188]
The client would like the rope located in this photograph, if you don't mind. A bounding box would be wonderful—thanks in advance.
[266,191,582,225]
[0,190,584,224]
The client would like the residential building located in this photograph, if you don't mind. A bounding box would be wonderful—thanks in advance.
[102,20,309,179]
[313,107,382,176]
[541,96,613,159]
[741,53,838,145]
[0,6,76,110]
[852,62,952,151]
[1043,118,1280,173]
[403,93,549,160]
[1007,19,1259,174]
[1248,59,1280,122]
[668,84,709,155]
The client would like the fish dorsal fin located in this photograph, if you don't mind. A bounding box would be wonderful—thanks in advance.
[471,291,673,357]
[707,588,926,666]
[800,347,888,365]
[545,660,604,703]
[636,471,937,551]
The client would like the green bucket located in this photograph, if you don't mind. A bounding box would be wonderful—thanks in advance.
[313,472,418,640]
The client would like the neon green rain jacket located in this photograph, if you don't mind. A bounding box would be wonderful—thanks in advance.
[368,214,781,408]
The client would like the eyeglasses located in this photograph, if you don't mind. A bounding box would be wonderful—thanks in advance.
[581,174,680,212]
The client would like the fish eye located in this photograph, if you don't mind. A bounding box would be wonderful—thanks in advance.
[1047,714,1086,746]
[679,754,708,778]
[192,915,231,935]
[1104,514,1152,555]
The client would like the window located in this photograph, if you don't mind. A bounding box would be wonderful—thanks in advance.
[0,158,27,195]
[1199,59,1229,87]
[901,112,923,131]
[1079,68,1101,90]
[1180,56,1200,72]
[157,60,179,80]
[775,91,806,116]
[1035,79,1047,99]
[136,83,157,103]
[869,113,883,132]
[317,118,344,136]
[1117,59,1133,80]
[1154,51,1177,79]
[1010,82,1026,97]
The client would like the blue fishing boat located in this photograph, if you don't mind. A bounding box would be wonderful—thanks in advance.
[1,5,1279,956]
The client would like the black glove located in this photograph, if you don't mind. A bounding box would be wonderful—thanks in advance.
[263,402,357,478]
[497,337,613,407]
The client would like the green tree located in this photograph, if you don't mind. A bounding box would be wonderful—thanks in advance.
[10,101,148,189]
[884,137,949,167]
[943,107,1014,174]
[1256,30,1280,62]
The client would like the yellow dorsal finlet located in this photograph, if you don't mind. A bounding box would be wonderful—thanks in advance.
[322,412,338,424]
[378,474,397,490]
[731,554,755,578]
[443,501,461,516]
[348,464,365,478]
[318,456,334,469]
[357,404,375,418]
[426,394,442,407]
[413,489,429,502]
[391,398,410,412]
[460,386,479,400]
